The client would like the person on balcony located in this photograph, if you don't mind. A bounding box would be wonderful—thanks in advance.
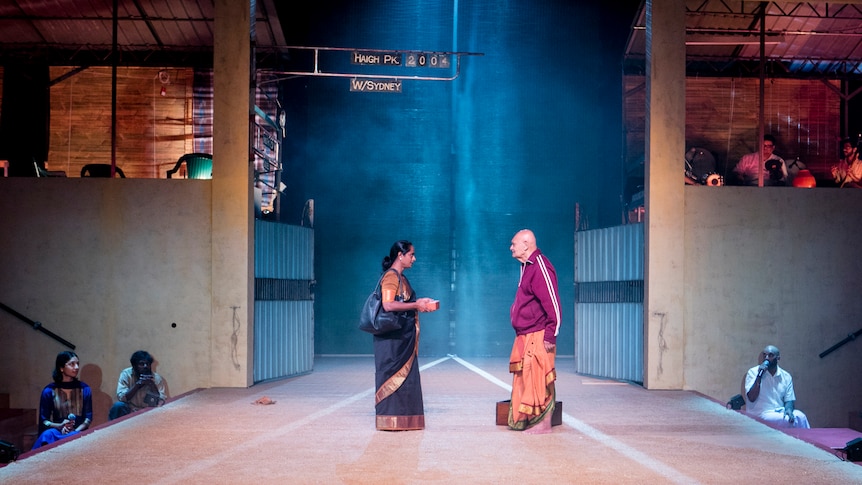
[830,138,862,188]
[733,134,788,186]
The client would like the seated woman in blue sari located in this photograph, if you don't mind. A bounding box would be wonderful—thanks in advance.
[32,351,93,449]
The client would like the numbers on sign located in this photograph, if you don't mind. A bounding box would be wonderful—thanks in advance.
[403,53,452,68]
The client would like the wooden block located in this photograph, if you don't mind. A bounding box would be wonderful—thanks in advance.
[496,400,562,426]
[496,400,509,426]
[552,402,562,426]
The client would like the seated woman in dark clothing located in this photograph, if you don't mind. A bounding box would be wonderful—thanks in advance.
[32,351,93,450]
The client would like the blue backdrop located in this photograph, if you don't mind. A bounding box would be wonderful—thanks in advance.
[276,0,639,357]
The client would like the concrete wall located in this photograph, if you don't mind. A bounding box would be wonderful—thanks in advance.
[3,178,860,429]
[0,0,255,428]
[0,179,226,427]
[644,0,686,389]
[211,0,254,388]
[684,186,862,427]
[642,1,862,428]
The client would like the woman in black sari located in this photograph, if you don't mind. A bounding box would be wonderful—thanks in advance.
[374,240,438,430]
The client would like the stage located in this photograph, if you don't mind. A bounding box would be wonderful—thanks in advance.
[2,356,861,484]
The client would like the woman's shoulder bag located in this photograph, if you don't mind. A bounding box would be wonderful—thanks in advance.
[358,269,405,335]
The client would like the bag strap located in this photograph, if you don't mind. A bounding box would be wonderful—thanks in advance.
[375,268,402,297]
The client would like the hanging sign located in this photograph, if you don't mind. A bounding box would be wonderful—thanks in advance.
[349,78,403,93]
[404,53,451,68]
[351,51,402,66]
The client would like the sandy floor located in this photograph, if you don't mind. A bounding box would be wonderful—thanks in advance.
[2,355,861,484]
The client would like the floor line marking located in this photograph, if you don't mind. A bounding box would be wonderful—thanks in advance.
[450,355,702,485]
[155,356,452,484]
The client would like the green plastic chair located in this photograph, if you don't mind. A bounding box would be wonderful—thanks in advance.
[166,153,212,179]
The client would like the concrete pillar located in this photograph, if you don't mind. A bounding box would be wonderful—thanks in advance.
[644,0,686,389]
[212,0,254,387]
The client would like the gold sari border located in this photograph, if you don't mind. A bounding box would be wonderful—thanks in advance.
[376,414,425,431]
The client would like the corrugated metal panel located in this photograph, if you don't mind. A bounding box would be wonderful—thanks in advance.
[253,221,314,382]
[255,221,313,279]
[576,223,643,282]
[574,223,644,383]
[253,300,314,382]
[577,280,643,303]
[255,278,313,301]
[576,303,643,382]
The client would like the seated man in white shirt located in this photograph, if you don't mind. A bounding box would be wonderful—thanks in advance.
[744,344,810,428]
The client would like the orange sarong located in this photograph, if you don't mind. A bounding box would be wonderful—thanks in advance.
[508,329,556,431]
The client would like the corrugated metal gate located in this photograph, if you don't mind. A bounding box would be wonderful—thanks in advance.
[253,220,315,382]
[574,223,644,383]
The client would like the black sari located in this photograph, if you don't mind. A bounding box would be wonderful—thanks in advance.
[373,271,424,430]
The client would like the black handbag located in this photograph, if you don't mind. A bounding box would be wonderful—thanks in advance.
[358,269,405,335]
[727,394,745,410]
[0,439,20,464]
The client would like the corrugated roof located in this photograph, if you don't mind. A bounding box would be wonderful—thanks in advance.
[0,0,285,67]
[624,1,862,78]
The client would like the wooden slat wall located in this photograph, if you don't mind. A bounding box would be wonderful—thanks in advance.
[625,76,842,182]
[47,66,201,178]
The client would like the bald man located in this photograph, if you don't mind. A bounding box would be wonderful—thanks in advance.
[744,345,810,428]
[507,229,561,434]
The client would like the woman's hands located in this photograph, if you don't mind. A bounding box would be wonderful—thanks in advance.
[416,298,440,312]
[384,297,440,313]
[60,417,75,434]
